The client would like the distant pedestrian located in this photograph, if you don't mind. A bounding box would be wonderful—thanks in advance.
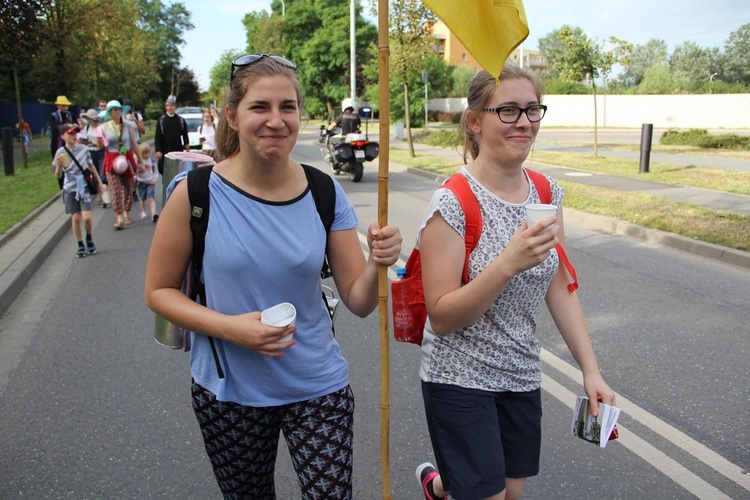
[50,95,74,188]
[154,96,189,175]
[15,121,31,155]
[198,109,217,160]
[97,100,142,230]
[52,124,104,258]
[80,109,108,206]
[123,99,146,143]
[136,142,159,222]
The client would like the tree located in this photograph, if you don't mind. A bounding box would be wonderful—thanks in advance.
[538,26,585,80]
[243,9,284,56]
[207,49,244,106]
[552,25,631,157]
[240,1,378,119]
[0,0,49,168]
[377,0,436,157]
[723,22,750,85]
[135,0,194,100]
[669,41,721,92]
[451,66,476,98]
[619,38,667,87]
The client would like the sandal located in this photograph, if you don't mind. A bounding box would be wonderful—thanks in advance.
[114,220,124,230]
[124,216,133,225]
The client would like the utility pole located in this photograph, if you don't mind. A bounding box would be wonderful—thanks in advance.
[423,70,429,132]
[350,0,356,105]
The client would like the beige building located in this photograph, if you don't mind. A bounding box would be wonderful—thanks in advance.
[431,21,547,71]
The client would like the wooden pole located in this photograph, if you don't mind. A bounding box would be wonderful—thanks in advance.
[377,0,391,498]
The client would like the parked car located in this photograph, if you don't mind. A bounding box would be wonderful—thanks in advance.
[181,112,204,150]
[176,106,202,115]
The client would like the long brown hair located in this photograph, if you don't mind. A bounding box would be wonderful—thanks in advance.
[215,57,303,159]
[460,64,544,163]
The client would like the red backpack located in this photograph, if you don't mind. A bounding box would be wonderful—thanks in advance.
[391,168,578,345]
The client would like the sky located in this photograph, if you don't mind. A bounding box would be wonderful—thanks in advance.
[180,0,750,91]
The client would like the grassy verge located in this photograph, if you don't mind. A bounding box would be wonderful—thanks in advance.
[389,146,750,253]
[0,150,61,234]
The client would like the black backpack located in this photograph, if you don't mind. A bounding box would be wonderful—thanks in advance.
[184,163,336,378]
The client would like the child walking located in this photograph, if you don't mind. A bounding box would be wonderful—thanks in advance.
[137,142,159,222]
[52,124,104,257]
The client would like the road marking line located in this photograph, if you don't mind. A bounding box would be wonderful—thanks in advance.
[542,349,750,493]
[543,375,733,500]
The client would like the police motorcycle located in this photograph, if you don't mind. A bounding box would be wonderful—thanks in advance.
[320,99,378,183]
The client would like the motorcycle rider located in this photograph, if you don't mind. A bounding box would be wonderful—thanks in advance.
[328,98,361,135]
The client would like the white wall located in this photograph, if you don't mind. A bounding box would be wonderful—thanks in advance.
[428,94,750,129]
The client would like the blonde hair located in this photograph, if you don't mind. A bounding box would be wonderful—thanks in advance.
[139,142,151,156]
[460,64,544,163]
[216,56,303,159]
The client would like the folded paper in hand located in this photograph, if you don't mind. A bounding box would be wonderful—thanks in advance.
[571,396,621,448]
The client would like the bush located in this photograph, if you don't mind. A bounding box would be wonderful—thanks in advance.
[419,129,461,148]
[660,128,750,150]
[696,134,750,150]
[436,111,461,124]
[660,128,709,145]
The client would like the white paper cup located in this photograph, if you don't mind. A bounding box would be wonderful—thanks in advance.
[526,204,558,228]
[261,302,296,341]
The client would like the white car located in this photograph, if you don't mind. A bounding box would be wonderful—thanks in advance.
[181,113,204,150]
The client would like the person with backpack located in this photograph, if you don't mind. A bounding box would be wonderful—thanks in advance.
[52,124,103,258]
[144,54,402,499]
[154,96,189,175]
[413,65,616,500]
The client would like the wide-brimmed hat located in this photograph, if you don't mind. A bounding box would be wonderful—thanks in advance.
[99,99,131,121]
[81,109,100,122]
[61,123,81,136]
[54,95,72,106]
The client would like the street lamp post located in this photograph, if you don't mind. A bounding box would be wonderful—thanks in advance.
[710,72,718,94]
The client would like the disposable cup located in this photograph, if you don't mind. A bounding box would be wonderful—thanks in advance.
[261,302,297,341]
[526,204,558,229]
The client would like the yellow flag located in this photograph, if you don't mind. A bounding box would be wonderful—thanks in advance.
[423,0,529,77]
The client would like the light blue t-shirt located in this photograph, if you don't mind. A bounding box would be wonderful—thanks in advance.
[190,170,358,406]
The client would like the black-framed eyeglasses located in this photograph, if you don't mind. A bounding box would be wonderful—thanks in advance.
[483,105,547,123]
[230,54,297,83]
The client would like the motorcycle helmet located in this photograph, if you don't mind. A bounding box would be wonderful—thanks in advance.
[341,97,356,113]
[113,154,129,174]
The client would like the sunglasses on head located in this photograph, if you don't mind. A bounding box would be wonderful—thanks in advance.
[230,54,296,83]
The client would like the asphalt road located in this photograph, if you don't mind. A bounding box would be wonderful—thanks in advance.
[0,130,748,499]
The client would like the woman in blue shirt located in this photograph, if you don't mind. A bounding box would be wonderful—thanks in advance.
[145,54,402,499]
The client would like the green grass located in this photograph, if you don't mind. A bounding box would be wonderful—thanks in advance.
[0,150,62,234]
[528,150,750,196]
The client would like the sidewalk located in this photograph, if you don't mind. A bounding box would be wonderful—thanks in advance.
[0,135,748,317]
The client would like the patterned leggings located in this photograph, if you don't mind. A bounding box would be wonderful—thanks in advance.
[192,381,355,499]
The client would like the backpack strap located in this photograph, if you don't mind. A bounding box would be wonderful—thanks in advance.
[186,165,214,303]
[302,164,336,278]
[443,174,482,285]
[525,168,579,292]
[185,164,224,378]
